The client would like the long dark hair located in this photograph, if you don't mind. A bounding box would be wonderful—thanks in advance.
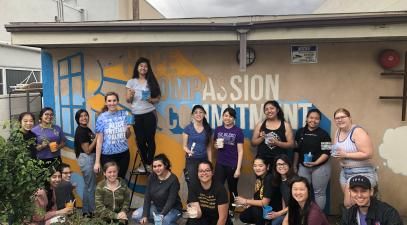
[132,57,161,98]
[39,107,54,123]
[260,100,285,131]
[75,109,89,125]
[45,166,60,211]
[271,154,296,186]
[101,92,119,113]
[297,108,322,149]
[191,105,212,145]
[153,153,172,171]
[288,176,313,225]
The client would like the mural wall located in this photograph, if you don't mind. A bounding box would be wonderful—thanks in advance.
[42,41,407,215]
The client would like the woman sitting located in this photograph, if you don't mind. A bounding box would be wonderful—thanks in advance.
[132,154,182,225]
[282,176,329,225]
[186,160,232,225]
[30,167,73,225]
[235,156,282,225]
[95,161,131,225]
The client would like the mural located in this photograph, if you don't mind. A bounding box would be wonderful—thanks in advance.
[39,42,407,215]
[379,126,407,176]
[43,48,332,207]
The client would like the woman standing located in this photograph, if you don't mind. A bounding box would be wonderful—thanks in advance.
[74,109,97,216]
[293,109,331,209]
[332,108,377,208]
[182,105,212,189]
[93,92,131,179]
[282,176,329,225]
[235,156,282,225]
[32,107,66,164]
[126,57,161,172]
[213,107,244,215]
[95,161,131,225]
[30,168,73,225]
[186,160,232,225]
[132,154,182,225]
[14,112,37,159]
[251,100,294,167]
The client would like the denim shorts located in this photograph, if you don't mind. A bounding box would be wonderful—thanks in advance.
[340,166,378,187]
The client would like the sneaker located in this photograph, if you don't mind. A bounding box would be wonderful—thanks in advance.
[228,210,234,218]
[137,164,146,173]
[146,165,152,173]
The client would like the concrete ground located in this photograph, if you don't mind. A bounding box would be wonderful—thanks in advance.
[127,214,340,225]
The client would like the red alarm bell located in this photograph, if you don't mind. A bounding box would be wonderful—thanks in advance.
[379,49,400,69]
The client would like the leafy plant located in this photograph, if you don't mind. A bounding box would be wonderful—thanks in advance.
[51,211,120,225]
[0,121,50,224]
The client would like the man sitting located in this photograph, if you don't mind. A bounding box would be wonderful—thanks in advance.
[341,175,403,225]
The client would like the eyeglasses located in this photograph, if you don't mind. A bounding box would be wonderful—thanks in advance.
[198,169,212,174]
[276,163,288,167]
[44,113,54,116]
[334,116,348,121]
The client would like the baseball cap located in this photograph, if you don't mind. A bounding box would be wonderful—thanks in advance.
[349,175,371,189]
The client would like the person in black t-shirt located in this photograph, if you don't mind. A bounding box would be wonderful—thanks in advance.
[293,108,331,210]
[74,109,97,216]
[187,160,232,225]
[235,156,282,225]
[14,112,37,159]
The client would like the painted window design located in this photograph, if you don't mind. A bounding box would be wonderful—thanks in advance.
[57,53,85,146]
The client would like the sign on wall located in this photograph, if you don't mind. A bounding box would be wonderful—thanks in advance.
[291,45,318,64]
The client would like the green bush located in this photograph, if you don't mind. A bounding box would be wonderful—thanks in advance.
[0,121,49,224]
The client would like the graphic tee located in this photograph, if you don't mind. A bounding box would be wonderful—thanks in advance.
[213,125,244,168]
[188,182,228,224]
[95,110,129,155]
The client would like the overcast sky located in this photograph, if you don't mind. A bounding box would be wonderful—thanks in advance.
[147,0,326,18]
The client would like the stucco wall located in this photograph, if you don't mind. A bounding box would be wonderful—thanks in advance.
[44,41,407,215]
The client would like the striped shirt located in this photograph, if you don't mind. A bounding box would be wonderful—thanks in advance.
[333,125,372,168]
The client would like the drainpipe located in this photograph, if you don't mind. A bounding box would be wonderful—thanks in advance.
[56,0,64,22]
[237,29,249,72]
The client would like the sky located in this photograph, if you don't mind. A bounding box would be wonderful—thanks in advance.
[147,0,326,18]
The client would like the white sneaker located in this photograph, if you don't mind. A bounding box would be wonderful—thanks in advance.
[137,164,146,173]
[146,165,152,173]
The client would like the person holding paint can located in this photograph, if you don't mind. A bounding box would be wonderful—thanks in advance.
[293,108,331,210]
[126,57,161,173]
[251,100,294,168]
[235,156,282,225]
[332,108,377,208]
[182,105,213,190]
[32,107,66,164]
[213,107,244,217]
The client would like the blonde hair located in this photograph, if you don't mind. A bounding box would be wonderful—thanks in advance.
[334,108,351,118]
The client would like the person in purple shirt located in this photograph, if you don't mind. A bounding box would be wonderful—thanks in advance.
[213,107,244,216]
[32,107,66,164]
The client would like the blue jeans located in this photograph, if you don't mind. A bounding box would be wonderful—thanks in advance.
[78,153,96,214]
[340,166,377,187]
[132,204,181,225]
[299,160,331,209]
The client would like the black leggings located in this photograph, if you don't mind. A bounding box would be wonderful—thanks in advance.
[240,206,266,225]
[101,150,130,179]
[133,111,157,165]
[214,163,238,209]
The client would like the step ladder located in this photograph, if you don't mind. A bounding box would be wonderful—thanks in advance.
[127,150,150,206]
